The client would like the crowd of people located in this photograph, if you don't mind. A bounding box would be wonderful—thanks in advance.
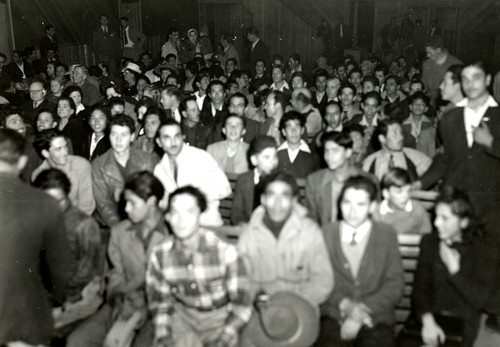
[1,12,500,347]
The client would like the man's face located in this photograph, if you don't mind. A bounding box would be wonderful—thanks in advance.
[29,82,46,102]
[110,104,125,116]
[409,82,423,96]
[382,123,404,151]
[375,70,385,85]
[156,124,184,157]
[45,136,68,166]
[288,58,298,70]
[247,33,256,42]
[261,181,295,223]
[255,61,265,75]
[383,185,411,211]
[226,83,239,96]
[349,72,362,88]
[271,68,283,83]
[251,147,278,175]
[144,114,161,139]
[282,119,304,145]
[425,47,440,61]
[346,64,355,75]
[12,52,20,64]
[109,124,133,154]
[385,78,398,95]
[37,112,56,132]
[223,116,245,141]
[209,85,225,105]
[324,104,341,128]
[291,76,305,90]
[169,32,179,42]
[440,72,461,101]
[265,94,278,117]
[72,67,85,85]
[362,81,376,94]
[461,65,490,101]
[324,141,351,171]
[141,54,152,68]
[340,187,374,229]
[340,87,354,106]
[124,189,150,224]
[197,76,210,93]
[228,96,246,117]
[337,66,346,79]
[100,16,108,27]
[5,114,26,136]
[47,28,56,37]
[315,76,327,93]
[389,62,399,75]
[167,193,201,240]
[183,100,200,124]
[89,110,107,134]
[409,98,428,117]
[160,91,173,109]
[326,78,340,99]
[434,202,467,243]
[362,97,380,118]
[120,20,128,29]
[225,60,236,73]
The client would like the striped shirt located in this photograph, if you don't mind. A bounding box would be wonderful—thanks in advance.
[146,228,252,340]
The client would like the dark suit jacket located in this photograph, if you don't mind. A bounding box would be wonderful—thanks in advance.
[0,173,72,345]
[82,133,111,162]
[181,120,214,150]
[92,26,120,62]
[334,24,353,48]
[21,99,55,126]
[40,35,58,57]
[248,39,270,71]
[277,149,319,179]
[62,115,90,158]
[321,221,404,325]
[200,103,228,128]
[5,61,33,82]
[231,170,256,225]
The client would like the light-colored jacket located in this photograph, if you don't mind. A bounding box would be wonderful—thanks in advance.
[207,140,249,175]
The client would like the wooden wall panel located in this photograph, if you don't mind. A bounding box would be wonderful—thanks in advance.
[0,1,13,58]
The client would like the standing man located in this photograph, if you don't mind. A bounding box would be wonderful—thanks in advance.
[247,26,270,74]
[146,186,252,346]
[334,17,353,61]
[417,61,500,245]
[0,129,72,346]
[161,28,180,66]
[92,14,120,74]
[154,119,231,227]
[40,24,58,60]
[120,16,146,61]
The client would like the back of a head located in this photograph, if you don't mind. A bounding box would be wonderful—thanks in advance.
[0,128,25,166]
[125,170,165,203]
[321,131,353,149]
[248,135,276,158]
[381,168,412,190]
[32,168,71,196]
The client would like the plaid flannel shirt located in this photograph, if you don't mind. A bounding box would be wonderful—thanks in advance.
[146,228,252,341]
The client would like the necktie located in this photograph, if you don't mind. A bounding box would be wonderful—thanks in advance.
[341,111,349,125]
[123,29,128,45]
[350,230,357,245]
[388,154,395,169]
[33,102,37,109]
[104,27,108,34]
[340,25,343,38]
[170,157,178,183]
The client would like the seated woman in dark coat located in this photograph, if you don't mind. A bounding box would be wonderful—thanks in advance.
[401,186,499,347]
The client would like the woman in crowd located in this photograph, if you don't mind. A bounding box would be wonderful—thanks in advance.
[56,96,88,157]
[83,105,111,161]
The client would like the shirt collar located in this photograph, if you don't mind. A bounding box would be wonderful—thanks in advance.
[359,114,379,127]
[456,95,498,108]
[277,139,311,153]
[340,220,372,244]
[379,199,413,215]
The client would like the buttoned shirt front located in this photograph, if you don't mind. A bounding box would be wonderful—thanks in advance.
[456,95,498,147]
[146,228,252,340]
[277,139,311,163]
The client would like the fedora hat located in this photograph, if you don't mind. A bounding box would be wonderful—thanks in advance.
[153,63,179,77]
[243,291,319,347]
[121,62,142,75]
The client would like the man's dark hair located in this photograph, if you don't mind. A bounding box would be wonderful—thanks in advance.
[322,131,353,149]
[0,105,23,128]
[107,97,126,109]
[446,64,464,84]
[261,171,299,197]
[33,129,65,157]
[374,64,388,75]
[207,80,225,95]
[340,175,379,203]
[247,26,260,36]
[45,24,55,31]
[362,91,381,105]
[348,68,362,79]
[248,135,276,158]
[186,60,200,75]
[0,128,25,164]
[109,114,135,134]
[462,59,490,76]
[167,27,179,37]
[381,168,412,190]
[291,71,306,83]
[226,57,238,67]
[409,79,425,91]
[338,82,357,95]
[168,185,207,213]
[229,92,248,107]
[224,114,246,128]
[362,75,379,88]
[374,118,400,149]
[384,74,400,85]
[409,91,429,106]
[279,111,305,133]
[61,85,82,99]
[156,119,183,140]
[120,16,129,22]
[33,168,71,195]
[289,52,301,63]
[125,171,165,203]
[314,68,329,81]
[179,96,197,115]
[161,86,182,102]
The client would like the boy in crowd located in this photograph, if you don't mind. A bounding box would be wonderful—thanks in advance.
[363,119,432,181]
[291,71,307,91]
[231,136,278,225]
[372,168,432,235]
[269,65,291,95]
[306,132,367,226]
[348,68,363,98]
[277,111,319,179]
[315,101,343,148]
[382,75,405,104]
[362,76,380,95]
[317,176,404,346]
[339,82,362,125]
[207,114,249,174]
[402,91,436,157]
[311,68,329,115]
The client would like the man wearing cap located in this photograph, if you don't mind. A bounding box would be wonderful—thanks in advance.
[238,171,333,346]
[120,16,146,61]
[421,36,462,106]
[146,185,252,347]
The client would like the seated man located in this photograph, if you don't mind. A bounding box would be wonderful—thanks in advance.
[338,82,362,125]
[225,92,262,144]
[146,186,253,347]
[289,87,323,142]
[67,171,168,347]
[207,114,249,175]
[179,96,213,150]
[311,69,329,115]
[306,132,368,226]
[32,129,95,215]
[92,114,158,227]
[363,119,432,181]
[238,171,333,306]
[277,111,319,179]
[317,175,404,346]
[154,119,231,227]
[32,169,103,330]
[231,136,278,225]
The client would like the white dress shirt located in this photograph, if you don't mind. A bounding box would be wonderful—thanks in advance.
[456,95,498,147]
